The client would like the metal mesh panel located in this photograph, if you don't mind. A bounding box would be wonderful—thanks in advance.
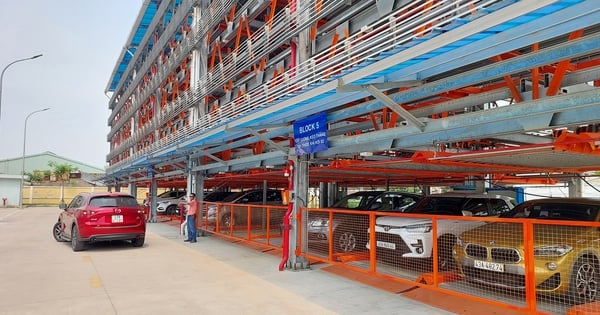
[301,205,600,313]
[452,219,527,308]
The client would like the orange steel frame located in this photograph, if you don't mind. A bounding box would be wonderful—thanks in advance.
[198,202,287,250]
[296,207,600,314]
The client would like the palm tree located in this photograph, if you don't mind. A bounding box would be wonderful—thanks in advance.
[48,161,78,205]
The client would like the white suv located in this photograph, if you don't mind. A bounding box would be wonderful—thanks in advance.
[366,193,515,270]
[156,190,186,215]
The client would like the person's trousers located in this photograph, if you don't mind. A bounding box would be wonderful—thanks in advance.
[186,215,197,240]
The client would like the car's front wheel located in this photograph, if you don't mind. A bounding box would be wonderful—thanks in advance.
[53,222,67,242]
[71,225,86,252]
[570,255,599,304]
[221,213,235,228]
[166,205,178,215]
[334,227,358,253]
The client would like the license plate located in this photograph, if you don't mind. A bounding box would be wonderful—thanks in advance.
[474,260,504,272]
[376,241,396,250]
[111,215,123,223]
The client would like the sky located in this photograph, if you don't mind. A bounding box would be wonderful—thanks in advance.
[0,1,143,169]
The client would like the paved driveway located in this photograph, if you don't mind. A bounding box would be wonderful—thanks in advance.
[0,207,451,315]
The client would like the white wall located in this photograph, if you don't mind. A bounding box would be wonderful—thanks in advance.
[0,177,22,207]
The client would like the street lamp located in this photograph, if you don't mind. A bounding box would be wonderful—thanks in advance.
[19,108,50,208]
[0,54,43,121]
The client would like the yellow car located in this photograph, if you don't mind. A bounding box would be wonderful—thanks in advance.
[454,198,600,304]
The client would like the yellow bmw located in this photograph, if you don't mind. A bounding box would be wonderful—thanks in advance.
[454,198,600,304]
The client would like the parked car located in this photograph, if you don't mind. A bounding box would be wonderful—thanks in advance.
[194,191,236,217]
[307,191,423,253]
[206,189,284,227]
[53,192,146,251]
[156,190,187,215]
[368,193,515,270]
[454,197,600,303]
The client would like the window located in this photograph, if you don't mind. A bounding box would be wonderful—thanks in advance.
[89,196,139,207]
[410,197,465,215]
[463,199,489,216]
[68,195,85,209]
[266,190,282,202]
[489,199,512,216]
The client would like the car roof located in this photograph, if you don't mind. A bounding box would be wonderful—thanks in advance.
[425,193,513,199]
[340,191,420,197]
[344,191,387,196]
[520,197,600,205]
[203,191,235,201]
[221,189,281,202]
[79,192,134,198]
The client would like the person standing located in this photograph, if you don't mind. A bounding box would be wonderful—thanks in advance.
[181,193,198,243]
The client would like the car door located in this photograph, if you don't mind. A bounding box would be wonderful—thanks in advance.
[60,194,85,237]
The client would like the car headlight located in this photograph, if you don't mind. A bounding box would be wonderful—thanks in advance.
[309,218,329,227]
[403,223,432,233]
[534,244,573,257]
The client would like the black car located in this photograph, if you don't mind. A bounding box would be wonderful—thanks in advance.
[307,191,422,253]
[206,189,285,227]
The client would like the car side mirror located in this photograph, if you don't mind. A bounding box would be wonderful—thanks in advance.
[59,203,67,210]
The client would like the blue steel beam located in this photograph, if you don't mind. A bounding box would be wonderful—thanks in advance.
[163,0,567,157]
[320,88,600,157]
[385,0,600,82]
[193,29,600,164]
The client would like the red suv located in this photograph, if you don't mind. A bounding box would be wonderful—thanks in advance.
[53,192,147,251]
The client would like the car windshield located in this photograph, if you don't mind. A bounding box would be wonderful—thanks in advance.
[157,191,185,199]
[221,192,246,203]
[405,197,467,215]
[501,202,599,221]
[332,192,380,209]
[89,196,139,207]
[204,192,234,202]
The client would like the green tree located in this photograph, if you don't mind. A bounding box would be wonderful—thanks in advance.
[48,161,78,205]
[24,171,45,185]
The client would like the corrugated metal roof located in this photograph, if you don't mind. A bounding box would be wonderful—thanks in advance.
[106,0,159,92]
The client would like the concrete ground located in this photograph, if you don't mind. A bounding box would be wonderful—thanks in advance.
[0,206,454,315]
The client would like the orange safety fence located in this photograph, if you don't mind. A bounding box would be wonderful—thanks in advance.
[198,201,287,250]
[298,206,600,315]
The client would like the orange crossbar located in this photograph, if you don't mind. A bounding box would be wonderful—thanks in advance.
[567,302,600,315]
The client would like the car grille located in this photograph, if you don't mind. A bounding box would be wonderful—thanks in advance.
[465,244,521,263]
[465,244,487,259]
[491,248,521,264]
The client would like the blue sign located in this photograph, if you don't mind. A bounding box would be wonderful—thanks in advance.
[147,166,153,179]
[293,113,328,156]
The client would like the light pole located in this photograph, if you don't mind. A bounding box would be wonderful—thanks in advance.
[0,54,43,121]
[20,108,50,208]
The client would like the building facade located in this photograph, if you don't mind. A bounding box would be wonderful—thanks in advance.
[104,0,600,190]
